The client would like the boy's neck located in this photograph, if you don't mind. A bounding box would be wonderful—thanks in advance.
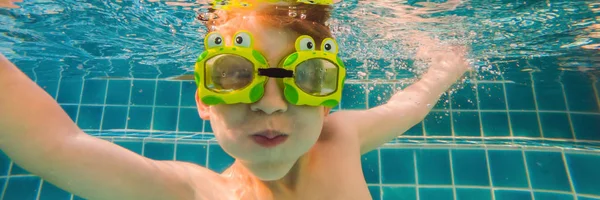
[222,155,310,196]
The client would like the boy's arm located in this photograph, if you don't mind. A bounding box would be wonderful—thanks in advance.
[329,38,470,154]
[0,54,200,200]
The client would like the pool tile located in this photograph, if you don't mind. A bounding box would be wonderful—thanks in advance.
[60,105,78,122]
[37,80,60,99]
[114,140,143,155]
[456,188,492,200]
[533,77,566,111]
[416,149,452,185]
[481,112,510,137]
[77,105,103,129]
[0,152,10,176]
[176,143,208,166]
[451,149,490,186]
[525,151,571,191]
[10,163,30,175]
[207,144,235,173]
[533,192,574,200]
[571,114,600,141]
[361,150,380,184]
[424,112,452,136]
[81,79,108,104]
[380,149,414,184]
[180,81,197,107]
[127,107,153,130]
[178,108,203,132]
[342,83,367,109]
[539,112,573,139]
[561,72,599,112]
[369,186,380,200]
[57,79,83,104]
[38,180,71,200]
[105,80,132,105]
[451,83,478,110]
[510,112,541,138]
[153,107,178,131]
[130,80,156,106]
[144,141,175,160]
[156,81,181,106]
[204,121,213,133]
[477,83,507,110]
[505,82,536,111]
[419,188,453,200]
[488,150,528,188]
[382,186,416,200]
[368,83,394,108]
[566,153,600,196]
[452,111,481,137]
[4,176,41,200]
[434,92,450,110]
[404,122,423,136]
[101,106,128,130]
[494,189,532,200]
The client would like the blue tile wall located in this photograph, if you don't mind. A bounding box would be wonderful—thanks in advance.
[3,54,600,200]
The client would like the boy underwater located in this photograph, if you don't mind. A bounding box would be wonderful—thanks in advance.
[0,0,470,199]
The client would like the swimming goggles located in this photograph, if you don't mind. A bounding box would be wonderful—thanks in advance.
[194,31,346,108]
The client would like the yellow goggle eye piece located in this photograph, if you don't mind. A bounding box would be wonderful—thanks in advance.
[294,58,339,96]
[205,54,255,93]
[205,32,225,49]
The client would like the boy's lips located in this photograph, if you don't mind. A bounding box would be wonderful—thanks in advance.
[250,130,288,148]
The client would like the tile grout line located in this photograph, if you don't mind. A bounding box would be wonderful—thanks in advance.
[558,71,576,140]
[521,150,535,200]
[74,74,88,126]
[498,69,514,140]
[377,148,383,200]
[413,150,420,200]
[175,82,183,135]
[149,78,160,135]
[592,76,600,112]
[484,147,496,200]
[529,73,545,138]
[35,178,43,200]
[0,162,14,200]
[473,73,485,140]
[98,76,111,135]
[206,140,212,169]
[560,150,578,200]
[448,150,457,200]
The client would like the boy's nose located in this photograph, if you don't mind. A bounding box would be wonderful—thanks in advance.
[250,78,288,114]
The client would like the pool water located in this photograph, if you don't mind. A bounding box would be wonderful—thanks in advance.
[1,0,599,199]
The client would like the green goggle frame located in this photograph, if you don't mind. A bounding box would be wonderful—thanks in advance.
[194,31,346,108]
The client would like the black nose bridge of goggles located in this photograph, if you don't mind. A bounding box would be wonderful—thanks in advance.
[258,68,294,78]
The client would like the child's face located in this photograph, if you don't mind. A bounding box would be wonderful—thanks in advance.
[195,16,331,180]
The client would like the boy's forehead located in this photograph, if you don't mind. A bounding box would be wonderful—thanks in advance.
[219,18,297,64]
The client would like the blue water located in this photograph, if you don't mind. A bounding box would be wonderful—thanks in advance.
[1,0,600,199]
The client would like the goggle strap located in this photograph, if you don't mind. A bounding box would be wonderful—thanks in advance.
[258,68,294,78]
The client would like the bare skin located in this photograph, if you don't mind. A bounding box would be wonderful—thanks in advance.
[0,14,469,200]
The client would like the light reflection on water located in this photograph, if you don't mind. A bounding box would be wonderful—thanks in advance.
[0,0,598,83]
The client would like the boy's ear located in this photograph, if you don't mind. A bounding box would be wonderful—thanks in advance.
[324,107,331,117]
[195,90,211,120]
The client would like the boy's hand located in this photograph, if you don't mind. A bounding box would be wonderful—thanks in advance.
[0,0,21,8]
[410,33,471,79]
